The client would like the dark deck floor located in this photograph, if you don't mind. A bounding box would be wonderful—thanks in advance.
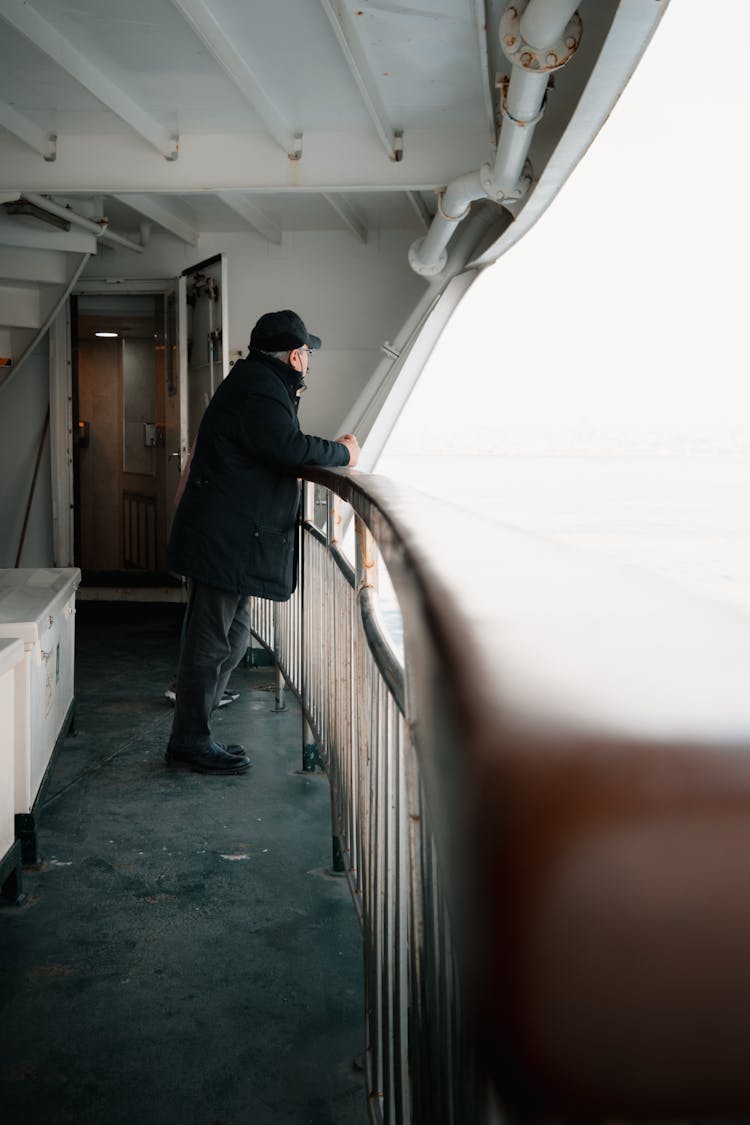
[0,602,368,1125]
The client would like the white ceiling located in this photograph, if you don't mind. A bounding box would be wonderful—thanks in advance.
[0,0,669,267]
[0,0,502,245]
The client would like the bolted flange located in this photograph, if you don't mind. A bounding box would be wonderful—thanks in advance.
[408,237,447,277]
[480,158,533,204]
[500,0,582,74]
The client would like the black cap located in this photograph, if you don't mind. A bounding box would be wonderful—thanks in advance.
[249,309,321,352]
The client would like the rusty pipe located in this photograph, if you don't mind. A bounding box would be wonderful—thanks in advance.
[21,192,143,253]
[520,0,580,47]
[409,0,581,277]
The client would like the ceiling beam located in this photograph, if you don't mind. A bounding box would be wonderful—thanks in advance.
[0,98,56,161]
[0,124,489,191]
[169,0,302,159]
[112,194,199,246]
[318,0,402,162]
[322,193,368,244]
[0,215,96,254]
[216,193,282,245]
[0,0,178,160]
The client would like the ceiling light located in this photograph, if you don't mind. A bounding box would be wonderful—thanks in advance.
[95,331,119,338]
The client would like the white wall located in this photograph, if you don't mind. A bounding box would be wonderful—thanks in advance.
[82,228,428,438]
[0,226,429,572]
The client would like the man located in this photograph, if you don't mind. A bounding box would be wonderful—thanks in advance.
[166,309,359,774]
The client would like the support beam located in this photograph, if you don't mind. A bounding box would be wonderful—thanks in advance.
[0,217,97,255]
[112,194,199,246]
[216,193,282,245]
[0,0,178,160]
[18,192,143,253]
[322,193,368,244]
[318,0,402,161]
[169,0,302,159]
[0,98,56,161]
[0,124,488,192]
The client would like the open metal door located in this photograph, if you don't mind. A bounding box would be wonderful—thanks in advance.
[163,253,229,528]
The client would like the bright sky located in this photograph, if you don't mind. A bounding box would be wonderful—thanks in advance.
[386,0,750,457]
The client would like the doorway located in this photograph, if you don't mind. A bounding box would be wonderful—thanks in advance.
[66,254,228,593]
[72,291,179,587]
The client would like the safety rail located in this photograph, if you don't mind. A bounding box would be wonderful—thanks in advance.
[249,466,750,1125]
[249,474,495,1123]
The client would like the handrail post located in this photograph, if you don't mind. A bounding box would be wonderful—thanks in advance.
[300,480,321,772]
[302,716,321,773]
[328,484,344,549]
[325,486,348,872]
[355,512,378,594]
[271,663,286,712]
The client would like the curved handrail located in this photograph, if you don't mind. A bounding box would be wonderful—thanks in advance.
[310,467,750,1115]
[259,465,750,1121]
[358,584,405,717]
[296,502,405,713]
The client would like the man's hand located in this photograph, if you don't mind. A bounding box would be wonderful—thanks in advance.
[336,433,360,467]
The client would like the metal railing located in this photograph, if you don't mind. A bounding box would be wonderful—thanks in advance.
[249,466,750,1125]
[249,475,499,1124]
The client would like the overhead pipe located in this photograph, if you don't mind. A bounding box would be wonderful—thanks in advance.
[20,192,144,253]
[409,0,582,277]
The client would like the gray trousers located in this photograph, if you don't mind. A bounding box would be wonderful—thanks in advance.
[169,581,251,751]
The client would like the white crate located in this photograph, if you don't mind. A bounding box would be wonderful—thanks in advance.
[0,636,25,863]
[0,568,81,815]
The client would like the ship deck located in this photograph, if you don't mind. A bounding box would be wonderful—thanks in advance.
[0,602,368,1125]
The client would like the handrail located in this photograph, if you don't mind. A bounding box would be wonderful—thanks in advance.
[251,466,750,1123]
[358,585,405,717]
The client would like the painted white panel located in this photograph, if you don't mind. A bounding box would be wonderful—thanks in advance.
[0,283,41,329]
[0,567,80,814]
[0,343,54,568]
[0,247,68,286]
[0,636,24,861]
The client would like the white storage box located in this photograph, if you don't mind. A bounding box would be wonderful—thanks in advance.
[0,636,25,869]
[0,568,81,822]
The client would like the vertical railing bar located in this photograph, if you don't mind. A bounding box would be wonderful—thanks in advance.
[300,481,314,770]
[384,674,397,1122]
[258,472,491,1125]
[396,708,412,1121]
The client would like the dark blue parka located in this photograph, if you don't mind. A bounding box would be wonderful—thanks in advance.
[167,348,350,599]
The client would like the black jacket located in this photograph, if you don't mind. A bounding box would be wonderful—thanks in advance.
[167,349,350,599]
